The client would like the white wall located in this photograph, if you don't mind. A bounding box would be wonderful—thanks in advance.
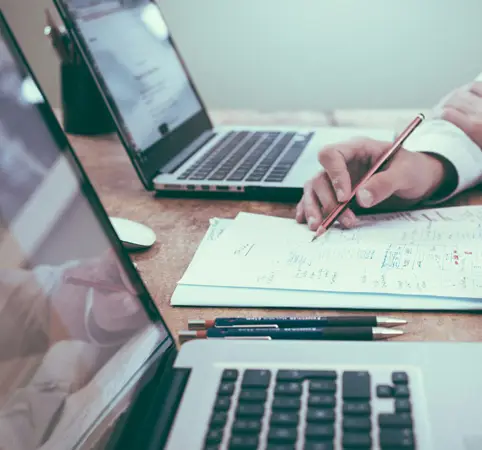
[3,0,482,111]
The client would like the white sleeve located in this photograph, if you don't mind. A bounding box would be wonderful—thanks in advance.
[402,72,482,204]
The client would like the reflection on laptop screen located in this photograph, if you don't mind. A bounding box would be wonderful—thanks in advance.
[64,0,202,153]
[0,23,170,450]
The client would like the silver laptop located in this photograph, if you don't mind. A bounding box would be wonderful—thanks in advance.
[1,12,481,450]
[53,0,392,200]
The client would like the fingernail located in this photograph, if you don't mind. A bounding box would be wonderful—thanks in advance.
[345,217,360,228]
[335,189,344,202]
[358,189,373,207]
[307,217,317,230]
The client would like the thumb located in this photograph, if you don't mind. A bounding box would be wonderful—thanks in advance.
[356,171,398,208]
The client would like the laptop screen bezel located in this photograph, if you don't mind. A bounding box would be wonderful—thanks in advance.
[52,0,213,190]
[0,0,176,381]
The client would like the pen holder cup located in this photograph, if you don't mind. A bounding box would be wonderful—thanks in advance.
[61,62,116,136]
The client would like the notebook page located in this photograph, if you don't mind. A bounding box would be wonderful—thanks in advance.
[358,204,482,223]
[224,212,482,246]
[178,212,482,300]
[176,218,233,280]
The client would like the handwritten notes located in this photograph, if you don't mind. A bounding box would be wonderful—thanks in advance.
[217,211,482,246]
[178,206,482,301]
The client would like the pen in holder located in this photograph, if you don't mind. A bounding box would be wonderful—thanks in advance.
[44,9,115,136]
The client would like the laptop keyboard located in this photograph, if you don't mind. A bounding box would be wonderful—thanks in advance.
[177,131,314,183]
[204,368,418,449]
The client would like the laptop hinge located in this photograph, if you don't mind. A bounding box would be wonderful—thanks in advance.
[159,130,216,175]
[106,346,191,450]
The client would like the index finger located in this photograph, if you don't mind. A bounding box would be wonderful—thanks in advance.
[318,138,391,202]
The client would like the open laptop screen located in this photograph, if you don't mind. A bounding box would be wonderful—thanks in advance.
[55,0,212,188]
[0,13,173,450]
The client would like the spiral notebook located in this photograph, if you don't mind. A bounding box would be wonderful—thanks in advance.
[171,205,482,310]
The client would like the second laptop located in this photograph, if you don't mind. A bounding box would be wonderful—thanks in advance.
[53,0,392,200]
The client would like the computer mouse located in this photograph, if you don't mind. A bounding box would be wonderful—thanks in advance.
[109,217,156,251]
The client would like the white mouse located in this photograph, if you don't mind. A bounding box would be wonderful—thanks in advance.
[109,217,156,251]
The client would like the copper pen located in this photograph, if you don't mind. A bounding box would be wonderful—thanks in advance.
[311,113,425,242]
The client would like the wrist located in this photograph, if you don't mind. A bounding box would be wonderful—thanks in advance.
[421,152,458,201]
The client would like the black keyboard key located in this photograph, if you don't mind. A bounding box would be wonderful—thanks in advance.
[395,398,412,413]
[270,411,299,426]
[236,403,265,417]
[305,424,335,439]
[271,396,301,410]
[208,172,228,181]
[392,371,409,384]
[310,380,337,393]
[277,150,302,166]
[304,442,334,450]
[342,371,371,400]
[205,429,223,444]
[214,397,231,411]
[233,143,269,174]
[266,135,311,178]
[308,395,336,408]
[277,370,337,382]
[379,413,412,428]
[266,163,296,181]
[246,171,265,182]
[275,382,302,396]
[342,432,372,447]
[239,390,267,403]
[394,385,410,398]
[267,172,290,181]
[204,446,220,450]
[379,428,415,447]
[377,385,393,398]
[229,435,258,449]
[211,135,263,180]
[265,175,285,182]
[343,402,371,416]
[246,134,295,181]
[267,428,297,443]
[231,419,262,434]
[242,369,271,389]
[210,411,228,428]
[189,173,211,180]
[226,172,246,181]
[343,417,371,431]
[189,140,242,180]
[218,382,235,396]
[222,369,239,381]
[266,445,297,450]
[306,408,335,423]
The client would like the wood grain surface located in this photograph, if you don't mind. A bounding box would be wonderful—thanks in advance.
[65,109,482,344]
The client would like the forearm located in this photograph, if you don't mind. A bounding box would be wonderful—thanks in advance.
[403,71,482,204]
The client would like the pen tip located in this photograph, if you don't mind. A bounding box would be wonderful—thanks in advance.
[376,317,408,327]
[373,327,404,340]
[188,320,207,330]
[178,330,200,344]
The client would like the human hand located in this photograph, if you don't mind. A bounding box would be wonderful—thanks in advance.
[61,250,144,334]
[434,81,482,150]
[295,138,448,231]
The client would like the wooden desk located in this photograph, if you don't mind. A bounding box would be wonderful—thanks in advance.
[67,109,482,343]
